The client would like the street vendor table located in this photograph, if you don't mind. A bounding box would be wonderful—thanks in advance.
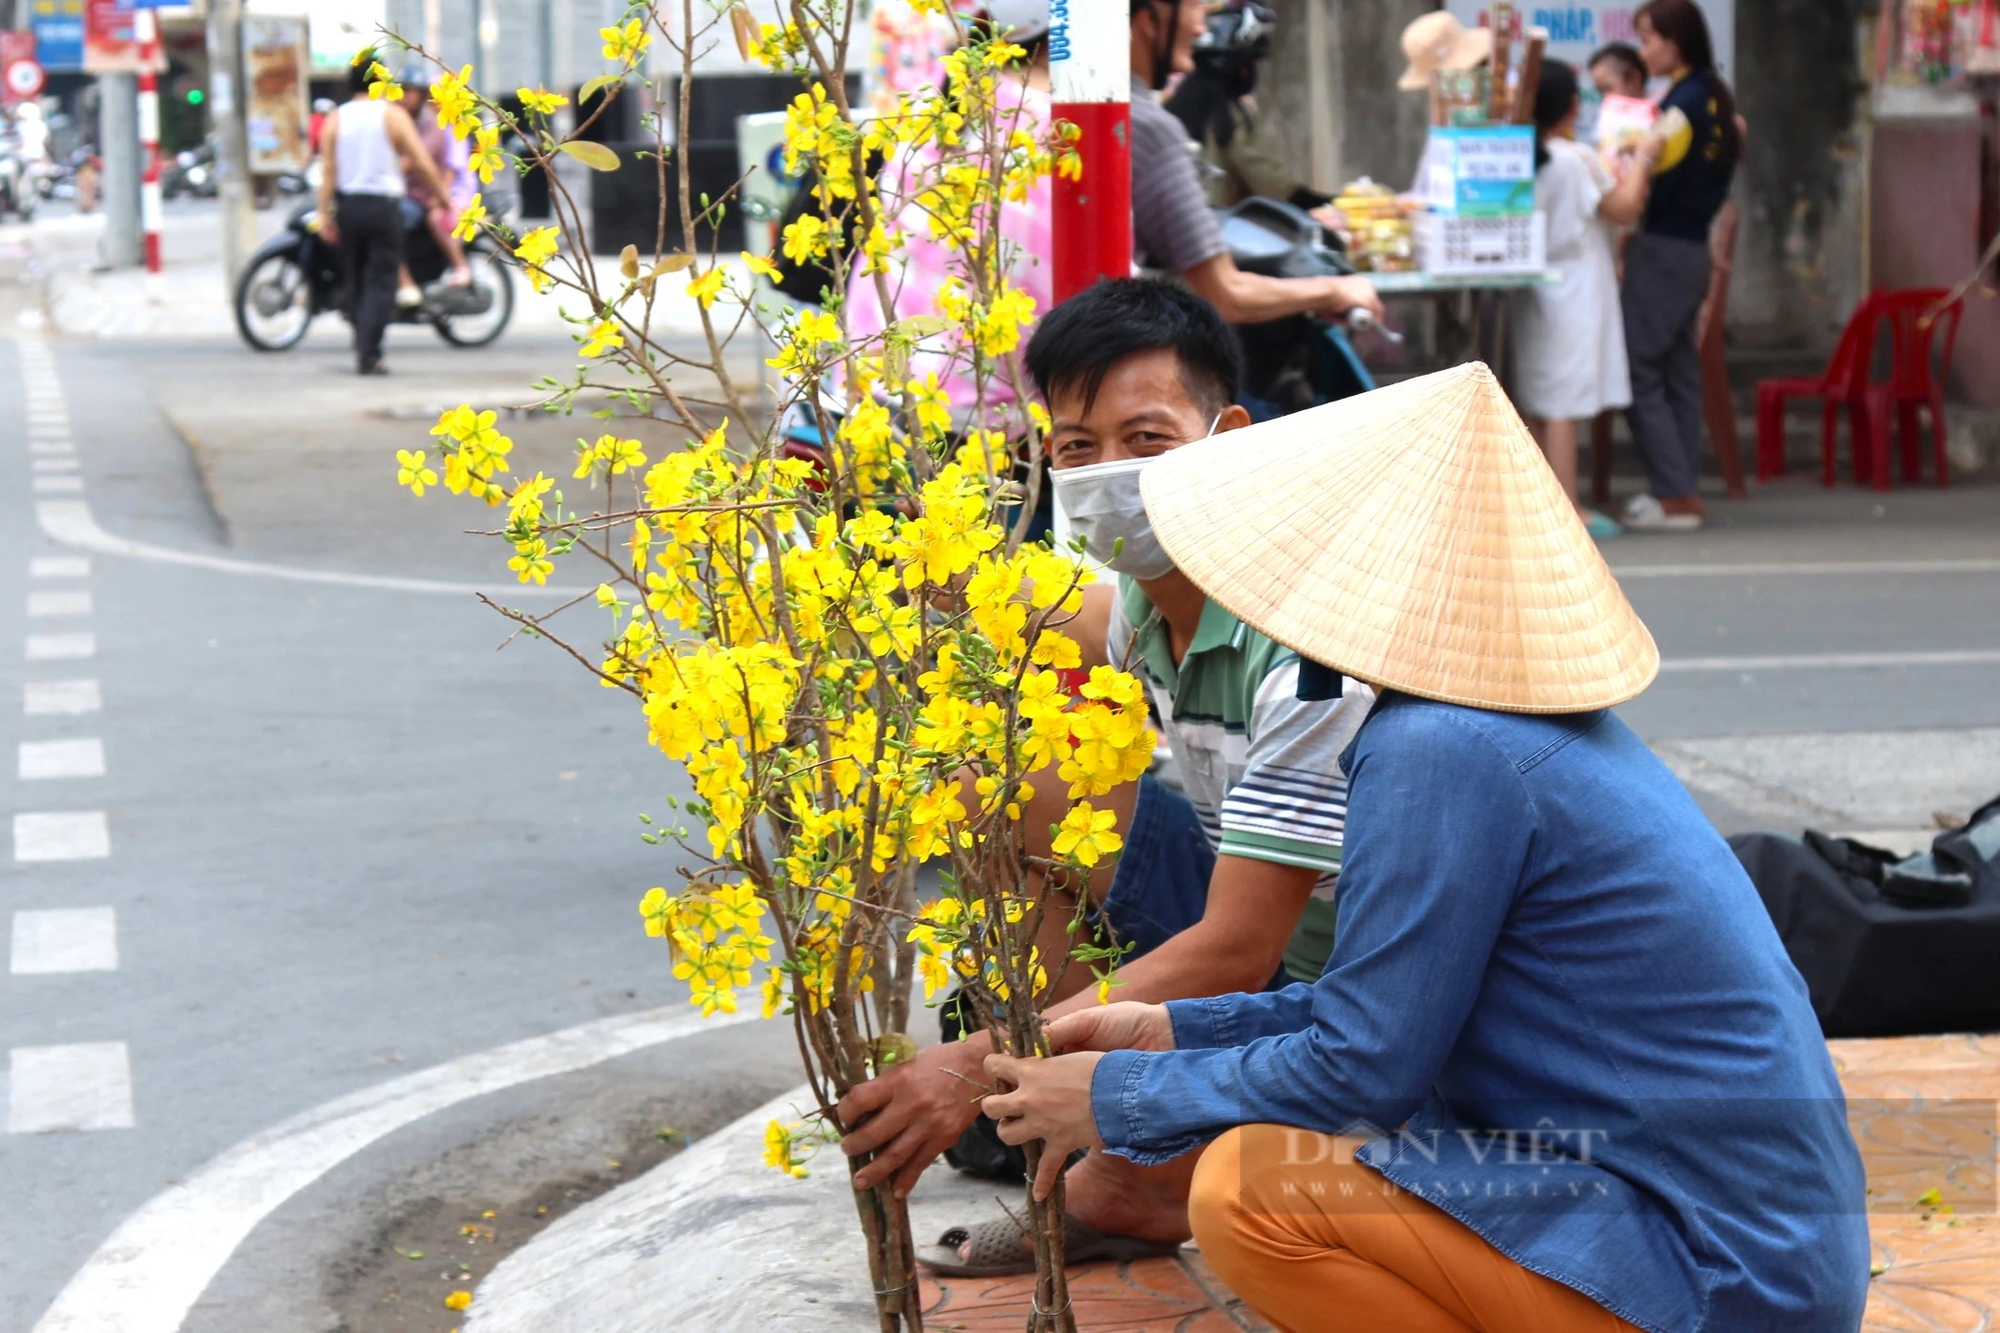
[1366,268,1561,371]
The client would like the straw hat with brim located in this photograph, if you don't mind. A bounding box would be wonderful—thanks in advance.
[1397,11,1494,90]
[1139,362,1660,715]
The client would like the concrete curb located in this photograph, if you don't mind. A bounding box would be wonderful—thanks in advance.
[465,1087,1013,1333]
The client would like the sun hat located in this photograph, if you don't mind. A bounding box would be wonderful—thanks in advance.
[1397,11,1493,91]
[1139,362,1660,714]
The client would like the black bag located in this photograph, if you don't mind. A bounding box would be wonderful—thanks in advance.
[1732,796,2000,1038]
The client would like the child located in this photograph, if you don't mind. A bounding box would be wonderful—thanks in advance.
[1510,59,1655,539]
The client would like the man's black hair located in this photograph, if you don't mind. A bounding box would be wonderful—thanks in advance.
[1026,278,1241,418]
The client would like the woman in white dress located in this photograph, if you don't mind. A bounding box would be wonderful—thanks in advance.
[1511,60,1657,539]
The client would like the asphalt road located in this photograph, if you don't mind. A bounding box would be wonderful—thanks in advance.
[2,205,1997,1333]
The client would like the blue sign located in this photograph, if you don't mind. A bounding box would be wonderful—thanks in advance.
[30,0,84,72]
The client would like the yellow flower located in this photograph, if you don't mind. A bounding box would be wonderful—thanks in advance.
[506,471,554,522]
[580,318,624,357]
[366,62,403,102]
[508,539,554,585]
[518,86,569,115]
[1053,802,1123,867]
[601,18,651,63]
[452,194,487,242]
[513,225,560,293]
[906,373,952,437]
[467,123,505,183]
[794,308,841,348]
[779,213,829,264]
[686,267,726,309]
[444,1290,473,1312]
[395,449,438,497]
[741,251,781,281]
[429,66,478,137]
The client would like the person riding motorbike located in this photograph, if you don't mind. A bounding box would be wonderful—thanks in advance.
[1128,0,1380,329]
[1163,1,1329,212]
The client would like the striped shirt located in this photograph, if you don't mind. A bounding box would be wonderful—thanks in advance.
[1129,78,1227,274]
[1108,578,1374,979]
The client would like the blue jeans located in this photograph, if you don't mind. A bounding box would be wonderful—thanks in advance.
[1098,774,1216,963]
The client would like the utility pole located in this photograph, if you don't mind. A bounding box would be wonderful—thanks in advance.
[1048,0,1131,301]
[204,0,257,290]
[136,7,162,272]
[100,72,143,268]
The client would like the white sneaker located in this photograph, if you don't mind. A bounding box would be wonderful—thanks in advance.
[1621,494,1703,532]
[395,285,423,309]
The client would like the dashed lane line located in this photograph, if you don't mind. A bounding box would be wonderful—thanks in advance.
[10,907,118,974]
[24,680,102,716]
[7,1042,134,1133]
[1658,648,2000,673]
[29,1005,765,1333]
[12,811,111,862]
[30,556,90,578]
[27,589,91,617]
[19,738,107,780]
[25,632,94,661]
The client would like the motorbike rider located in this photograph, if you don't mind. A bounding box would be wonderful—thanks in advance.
[317,52,450,375]
[1129,0,1380,327]
[1164,1,1329,212]
[397,76,474,302]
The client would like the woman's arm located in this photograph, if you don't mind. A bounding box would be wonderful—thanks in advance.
[1087,703,1537,1163]
[1598,141,1658,229]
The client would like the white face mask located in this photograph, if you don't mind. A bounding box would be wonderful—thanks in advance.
[1050,414,1219,579]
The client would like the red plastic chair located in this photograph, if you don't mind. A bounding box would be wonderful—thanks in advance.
[1753,298,1878,485]
[1859,289,1962,491]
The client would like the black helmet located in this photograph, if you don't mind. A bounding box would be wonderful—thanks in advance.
[1192,0,1275,70]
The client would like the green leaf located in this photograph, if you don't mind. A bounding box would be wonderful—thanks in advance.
[557,140,621,172]
[893,314,951,338]
[578,73,623,104]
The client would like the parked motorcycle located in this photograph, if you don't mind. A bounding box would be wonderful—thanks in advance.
[161,140,219,200]
[1219,195,1378,415]
[234,201,514,352]
[0,148,37,221]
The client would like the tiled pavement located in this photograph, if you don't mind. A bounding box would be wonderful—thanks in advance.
[921,1034,2000,1332]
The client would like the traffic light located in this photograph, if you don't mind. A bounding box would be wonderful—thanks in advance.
[187,88,205,105]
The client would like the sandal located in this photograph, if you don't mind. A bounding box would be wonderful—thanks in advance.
[917,1213,1183,1278]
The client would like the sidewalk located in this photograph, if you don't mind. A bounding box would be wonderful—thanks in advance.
[464,1034,2000,1332]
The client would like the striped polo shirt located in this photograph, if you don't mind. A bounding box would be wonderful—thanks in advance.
[1108,577,1374,979]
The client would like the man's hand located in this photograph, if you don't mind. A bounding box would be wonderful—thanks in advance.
[1317,274,1385,325]
[1047,1002,1176,1056]
[982,1051,1108,1200]
[837,1034,990,1197]
[318,215,340,245]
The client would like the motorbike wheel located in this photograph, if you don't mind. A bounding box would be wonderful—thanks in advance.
[434,247,513,347]
[234,250,315,351]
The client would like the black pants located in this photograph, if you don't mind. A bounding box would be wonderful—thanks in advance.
[1621,232,1712,500]
[335,192,403,369]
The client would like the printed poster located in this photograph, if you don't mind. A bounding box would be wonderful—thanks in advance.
[244,15,311,174]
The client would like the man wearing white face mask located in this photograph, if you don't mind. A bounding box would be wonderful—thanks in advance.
[839,279,1376,1273]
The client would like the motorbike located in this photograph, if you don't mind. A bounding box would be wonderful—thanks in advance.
[234,200,514,352]
[161,140,219,200]
[0,147,37,221]
[1218,196,1379,416]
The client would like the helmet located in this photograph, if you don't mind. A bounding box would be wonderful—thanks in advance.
[983,0,1050,44]
[1192,0,1275,68]
[17,102,41,119]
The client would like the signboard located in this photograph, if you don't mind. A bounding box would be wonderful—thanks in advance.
[1419,126,1538,216]
[243,15,311,174]
[1444,3,1736,108]
[4,56,47,105]
[28,0,85,73]
[83,0,165,74]
[303,0,387,72]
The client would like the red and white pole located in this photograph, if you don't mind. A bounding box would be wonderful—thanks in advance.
[1048,0,1130,303]
[135,7,163,273]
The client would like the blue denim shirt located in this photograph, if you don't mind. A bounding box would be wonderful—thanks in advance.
[1091,694,1870,1333]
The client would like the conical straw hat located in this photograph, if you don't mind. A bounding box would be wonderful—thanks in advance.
[1140,362,1659,714]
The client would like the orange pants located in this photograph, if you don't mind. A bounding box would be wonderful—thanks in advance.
[1189,1127,1642,1333]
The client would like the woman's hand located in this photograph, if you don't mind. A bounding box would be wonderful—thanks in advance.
[982,1050,1108,1200]
[1045,1001,1176,1055]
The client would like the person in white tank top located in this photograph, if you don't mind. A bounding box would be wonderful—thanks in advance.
[316,55,450,374]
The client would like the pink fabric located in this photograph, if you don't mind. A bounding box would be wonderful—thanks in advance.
[844,79,1053,422]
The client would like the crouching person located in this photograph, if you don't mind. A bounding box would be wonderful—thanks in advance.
[981,363,1871,1332]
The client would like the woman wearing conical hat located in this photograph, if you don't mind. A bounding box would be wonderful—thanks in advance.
[980,363,1870,1333]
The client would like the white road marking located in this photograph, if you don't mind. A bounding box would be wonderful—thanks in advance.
[30,442,75,455]
[36,498,579,598]
[28,590,92,617]
[1659,649,2000,673]
[30,557,90,578]
[7,1043,134,1133]
[32,476,84,495]
[25,680,102,716]
[19,738,107,780]
[11,908,118,974]
[30,1005,764,1333]
[13,811,111,861]
[32,458,80,473]
[26,633,95,660]
[1615,557,2000,579]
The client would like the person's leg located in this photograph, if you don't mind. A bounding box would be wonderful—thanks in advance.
[1621,236,1711,518]
[1661,319,1708,516]
[1588,411,1614,508]
[1191,1127,1643,1333]
[1527,416,1581,509]
[430,205,471,281]
[352,195,403,371]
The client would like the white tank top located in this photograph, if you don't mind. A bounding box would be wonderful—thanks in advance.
[333,99,405,197]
